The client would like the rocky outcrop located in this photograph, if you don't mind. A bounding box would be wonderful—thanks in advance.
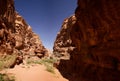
[0,0,48,67]
[53,15,76,59]
[54,0,120,81]
[14,12,48,58]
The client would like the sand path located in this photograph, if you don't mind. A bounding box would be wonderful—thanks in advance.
[1,64,68,81]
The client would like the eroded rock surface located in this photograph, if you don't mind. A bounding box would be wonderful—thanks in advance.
[15,12,48,58]
[0,0,15,55]
[53,15,76,59]
[0,0,48,67]
[54,0,120,81]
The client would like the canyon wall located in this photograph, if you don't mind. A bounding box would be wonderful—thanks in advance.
[0,0,48,66]
[0,0,15,55]
[53,15,76,59]
[54,0,120,81]
[14,12,48,58]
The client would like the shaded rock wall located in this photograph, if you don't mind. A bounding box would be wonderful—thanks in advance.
[54,0,120,81]
[0,0,48,64]
[0,0,15,55]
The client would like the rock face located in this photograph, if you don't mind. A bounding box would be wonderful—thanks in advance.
[0,0,15,55]
[54,0,120,81]
[0,0,48,66]
[53,15,76,59]
[15,12,48,58]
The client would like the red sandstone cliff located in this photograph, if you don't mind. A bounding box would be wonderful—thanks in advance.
[53,15,76,59]
[0,0,48,66]
[54,0,120,81]
[14,12,48,58]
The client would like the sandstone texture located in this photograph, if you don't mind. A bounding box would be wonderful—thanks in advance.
[15,12,48,58]
[54,0,120,81]
[53,15,76,59]
[0,0,48,66]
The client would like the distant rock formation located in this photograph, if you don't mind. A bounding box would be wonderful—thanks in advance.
[0,0,48,66]
[54,0,120,81]
[53,15,76,59]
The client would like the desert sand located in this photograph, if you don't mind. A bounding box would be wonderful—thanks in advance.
[1,64,68,81]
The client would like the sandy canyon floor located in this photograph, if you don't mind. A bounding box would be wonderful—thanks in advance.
[0,64,68,81]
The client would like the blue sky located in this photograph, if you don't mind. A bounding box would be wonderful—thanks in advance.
[15,0,77,50]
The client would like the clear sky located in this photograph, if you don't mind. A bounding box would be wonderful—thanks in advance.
[15,0,77,50]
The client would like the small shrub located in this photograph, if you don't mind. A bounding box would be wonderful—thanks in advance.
[27,57,57,65]
[41,58,57,64]
[0,55,17,70]
[0,74,4,81]
[27,59,42,65]
[0,74,15,81]
[45,63,55,73]
[26,57,57,73]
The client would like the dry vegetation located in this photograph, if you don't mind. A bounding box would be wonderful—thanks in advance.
[0,55,16,81]
[0,74,15,81]
[27,57,58,73]
[0,55,17,70]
